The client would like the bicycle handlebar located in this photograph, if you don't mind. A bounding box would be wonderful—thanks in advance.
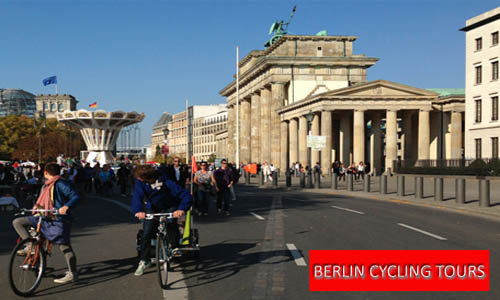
[15,208,59,216]
[145,212,174,220]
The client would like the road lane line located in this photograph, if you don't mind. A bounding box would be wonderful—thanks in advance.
[250,212,265,220]
[286,243,307,266]
[331,205,365,215]
[397,223,447,241]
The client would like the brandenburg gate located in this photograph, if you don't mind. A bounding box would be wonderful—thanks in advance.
[220,35,464,174]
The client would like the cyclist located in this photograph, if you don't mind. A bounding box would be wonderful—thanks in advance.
[12,162,80,284]
[131,165,192,276]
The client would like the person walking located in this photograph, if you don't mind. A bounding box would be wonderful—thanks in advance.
[194,161,212,216]
[211,159,233,216]
[117,163,130,197]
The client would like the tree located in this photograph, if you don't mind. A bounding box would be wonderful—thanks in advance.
[207,154,217,163]
[0,115,37,159]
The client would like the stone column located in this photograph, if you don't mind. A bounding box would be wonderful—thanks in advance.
[311,113,320,165]
[370,113,382,175]
[271,82,286,168]
[385,110,398,172]
[340,113,352,164]
[280,121,289,172]
[250,92,261,163]
[353,109,365,164]
[240,99,251,164]
[227,104,235,162]
[402,111,413,161]
[260,87,271,163]
[298,116,308,167]
[450,111,463,159]
[418,109,431,161]
[321,110,332,174]
[289,118,298,165]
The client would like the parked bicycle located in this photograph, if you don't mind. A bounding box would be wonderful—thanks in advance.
[145,212,176,289]
[8,208,58,297]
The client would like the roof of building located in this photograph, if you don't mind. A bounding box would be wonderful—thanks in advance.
[426,88,465,97]
[460,6,500,31]
[153,112,172,129]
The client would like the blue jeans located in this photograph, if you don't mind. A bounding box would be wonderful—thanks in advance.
[197,189,209,213]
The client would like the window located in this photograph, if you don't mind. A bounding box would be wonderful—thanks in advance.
[476,65,482,84]
[50,103,56,111]
[475,139,482,159]
[43,102,49,111]
[493,32,499,46]
[492,137,499,159]
[475,99,482,122]
[493,61,499,81]
[58,103,64,112]
[493,96,499,121]
[476,37,483,51]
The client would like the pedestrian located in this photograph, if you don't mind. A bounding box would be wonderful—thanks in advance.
[117,163,130,196]
[92,163,102,194]
[211,159,233,216]
[99,164,114,196]
[357,161,365,180]
[12,162,80,284]
[194,161,212,216]
[165,157,190,188]
[338,163,346,181]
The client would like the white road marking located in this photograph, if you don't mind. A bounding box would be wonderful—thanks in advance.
[286,243,307,266]
[91,195,189,300]
[397,223,447,241]
[331,205,365,215]
[250,212,265,220]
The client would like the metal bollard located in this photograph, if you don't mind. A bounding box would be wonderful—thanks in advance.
[259,171,264,187]
[285,170,291,187]
[300,172,306,188]
[397,175,405,197]
[307,170,313,188]
[364,175,371,192]
[380,175,387,194]
[245,171,250,185]
[415,177,423,199]
[332,173,338,190]
[347,174,353,191]
[479,179,490,207]
[272,171,278,187]
[456,178,465,204]
[434,177,443,201]
[314,172,320,189]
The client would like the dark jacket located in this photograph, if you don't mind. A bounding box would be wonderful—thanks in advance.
[165,164,189,186]
[40,178,80,222]
[131,177,192,214]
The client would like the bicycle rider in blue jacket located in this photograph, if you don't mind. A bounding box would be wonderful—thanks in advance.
[131,165,192,276]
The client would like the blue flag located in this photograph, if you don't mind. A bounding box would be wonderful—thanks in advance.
[42,76,57,86]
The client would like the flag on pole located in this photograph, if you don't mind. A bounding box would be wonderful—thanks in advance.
[89,102,97,108]
[42,76,57,86]
[191,156,198,174]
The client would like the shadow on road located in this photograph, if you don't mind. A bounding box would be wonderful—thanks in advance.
[168,241,292,290]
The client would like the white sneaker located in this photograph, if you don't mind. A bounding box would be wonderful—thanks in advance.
[54,271,77,284]
[16,243,34,256]
[134,260,151,276]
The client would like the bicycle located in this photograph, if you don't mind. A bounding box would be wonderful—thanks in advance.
[9,208,58,297]
[145,212,176,289]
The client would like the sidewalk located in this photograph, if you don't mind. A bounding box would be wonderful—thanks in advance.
[246,174,500,222]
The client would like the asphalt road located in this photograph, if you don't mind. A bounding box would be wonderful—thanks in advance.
[1,185,499,299]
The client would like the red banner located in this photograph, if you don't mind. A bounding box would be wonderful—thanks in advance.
[309,250,489,291]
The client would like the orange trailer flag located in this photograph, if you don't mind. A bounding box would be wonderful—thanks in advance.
[191,156,198,174]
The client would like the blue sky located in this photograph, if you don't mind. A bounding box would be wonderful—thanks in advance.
[1,0,499,146]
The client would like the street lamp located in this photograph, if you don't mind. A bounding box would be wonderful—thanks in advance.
[162,128,170,163]
[36,111,46,163]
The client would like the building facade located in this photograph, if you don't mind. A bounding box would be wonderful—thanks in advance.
[151,112,173,157]
[166,104,226,159]
[193,109,228,161]
[220,35,465,173]
[36,94,78,118]
[0,89,36,117]
[461,6,500,159]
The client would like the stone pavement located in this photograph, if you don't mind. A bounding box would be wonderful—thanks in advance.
[247,174,500,222]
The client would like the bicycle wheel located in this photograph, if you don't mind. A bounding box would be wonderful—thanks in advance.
[156,235,169,289]
[9,238,46,297]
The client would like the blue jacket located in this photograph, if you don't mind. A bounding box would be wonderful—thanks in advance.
[131,177,192,214]
[40,178,80,222]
